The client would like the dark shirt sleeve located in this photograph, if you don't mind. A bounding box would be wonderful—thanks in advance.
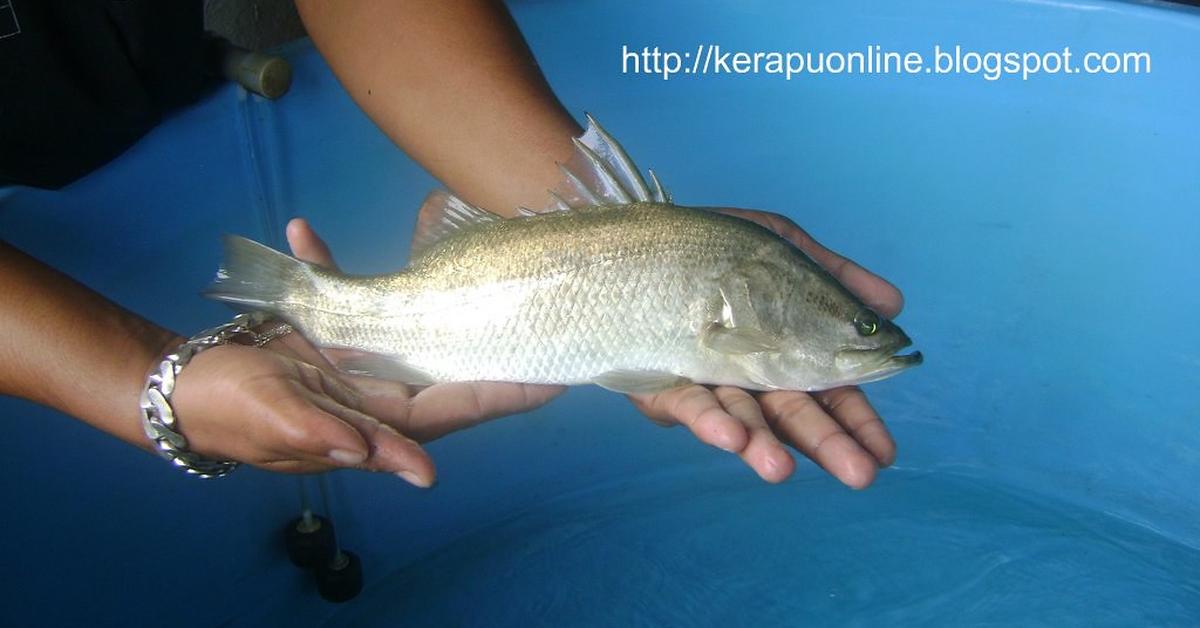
[0,0,211,189]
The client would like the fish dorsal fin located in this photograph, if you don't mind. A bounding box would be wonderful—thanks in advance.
[411,190,502,259]
[540,114,671,212]
[409,116,665,255]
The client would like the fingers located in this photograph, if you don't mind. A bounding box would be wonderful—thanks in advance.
[344,378,564,443]
[632,385,798,483]
[404,382,564,441]
[717,208,904,318]
[711,387,795,483]
[286,217,339,270]
[631,383,891,488]
[175,344,436,486]
[294,365,437,486]
[813,386,896,467]
[240,370,435,487]
[305,392,437,487]
[240,388,371,469]
[770,217,904,318]
[815,254,904,320]
[630,385,749,453]
[758,390,880,489]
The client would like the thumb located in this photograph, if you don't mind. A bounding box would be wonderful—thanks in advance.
[286,217,339,270]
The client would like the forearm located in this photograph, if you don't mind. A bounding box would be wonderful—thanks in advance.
[0,241,181,450]
[296,0,581,214]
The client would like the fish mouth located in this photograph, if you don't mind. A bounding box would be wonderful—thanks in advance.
[834,339,924,375]
[887,350,924,367]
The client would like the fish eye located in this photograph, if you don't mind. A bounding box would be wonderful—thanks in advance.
[854,310,879,336]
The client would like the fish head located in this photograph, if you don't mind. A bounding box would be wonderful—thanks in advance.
[823,306,923,387]
[768,282,923,390]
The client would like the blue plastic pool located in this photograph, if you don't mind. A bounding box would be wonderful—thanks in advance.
[2,1,1197,626]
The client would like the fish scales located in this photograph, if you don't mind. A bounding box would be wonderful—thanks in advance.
[207,116,920,393]
[295,203,798,386]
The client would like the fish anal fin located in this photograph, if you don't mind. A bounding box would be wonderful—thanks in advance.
[593,370,691,395]
[330,351,435,386]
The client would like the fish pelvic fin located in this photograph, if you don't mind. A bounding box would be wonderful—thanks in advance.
[592,370,692,395]
[204,235,317,314]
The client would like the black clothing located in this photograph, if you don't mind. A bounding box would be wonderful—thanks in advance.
[0,0,210,189]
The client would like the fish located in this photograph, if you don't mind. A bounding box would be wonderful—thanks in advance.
[205,115,921,393]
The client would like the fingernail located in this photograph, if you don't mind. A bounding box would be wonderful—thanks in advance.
[764,456,779,473]
[397,470,432,488]
[329,449,367,465]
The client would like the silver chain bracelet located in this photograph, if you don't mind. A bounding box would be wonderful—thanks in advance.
[139,311,294,478]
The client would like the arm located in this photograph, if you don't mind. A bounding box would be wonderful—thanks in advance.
[0,238,517,486]
[295,0,582,214]
[1,4,575,485]
[0,240,179,450]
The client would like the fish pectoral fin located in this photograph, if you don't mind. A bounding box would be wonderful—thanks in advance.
[592,370,692,395]
[702,267,782,355]
[332,352,435,386]
[718,265,772,329]
[701,323,780,355]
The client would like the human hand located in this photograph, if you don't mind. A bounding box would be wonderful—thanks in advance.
[167,219,563,487]
[625,207,905,489]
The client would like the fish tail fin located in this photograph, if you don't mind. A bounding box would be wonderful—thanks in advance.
[204,235,316,314]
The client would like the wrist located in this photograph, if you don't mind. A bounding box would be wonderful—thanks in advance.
[116,324,186,453]
[139,312,290,477]
[39,317,185,451]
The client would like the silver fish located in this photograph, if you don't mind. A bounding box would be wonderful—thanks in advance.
[207,116,921,393]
